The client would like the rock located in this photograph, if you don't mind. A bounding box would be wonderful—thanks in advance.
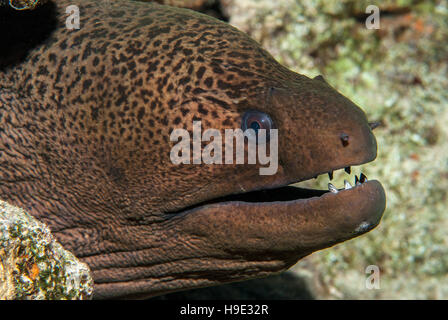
[0,0,48,10]
[0,200,93,300]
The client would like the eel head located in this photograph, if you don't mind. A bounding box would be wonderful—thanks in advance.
[0,0,386,299]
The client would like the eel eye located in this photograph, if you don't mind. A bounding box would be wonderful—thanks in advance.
[241,110,275,143]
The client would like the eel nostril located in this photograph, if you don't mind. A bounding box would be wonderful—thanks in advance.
[340,133,350,147]
[369,121,381,130]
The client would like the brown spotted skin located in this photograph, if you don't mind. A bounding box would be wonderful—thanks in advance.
[0,0,385,299]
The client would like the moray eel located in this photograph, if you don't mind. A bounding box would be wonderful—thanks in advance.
[0,0,386,299]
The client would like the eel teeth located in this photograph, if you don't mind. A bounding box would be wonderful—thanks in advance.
[355,175,360,185]
[328,183,338,193]
[345,166,351,174]
[344,179,352,190]
[328,171,333,180]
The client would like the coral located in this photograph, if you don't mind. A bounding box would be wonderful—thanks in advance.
[0,200,93,300]
[0,0,47,10]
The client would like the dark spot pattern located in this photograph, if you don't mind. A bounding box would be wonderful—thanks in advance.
[0,0,300,249]
[0,0,339,299]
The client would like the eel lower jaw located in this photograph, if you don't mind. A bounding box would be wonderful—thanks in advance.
[174,175,386,256]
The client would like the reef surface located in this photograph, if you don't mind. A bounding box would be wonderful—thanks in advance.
[0,200,93,300]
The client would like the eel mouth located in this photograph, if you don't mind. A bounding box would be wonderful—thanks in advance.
[172,163,386,255]
[173,166,381,217]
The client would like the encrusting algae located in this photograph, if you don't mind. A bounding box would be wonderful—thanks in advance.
[0,0,47,10]
[0,200,93,300]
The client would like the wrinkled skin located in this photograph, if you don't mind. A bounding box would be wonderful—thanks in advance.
[0,0,386,299]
